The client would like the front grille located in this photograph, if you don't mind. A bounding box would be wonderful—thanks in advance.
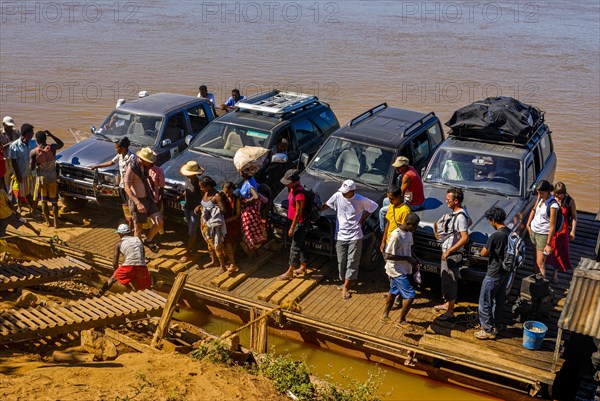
[413,230,443,264]
[58,182,94,197]
[59,165,95,182]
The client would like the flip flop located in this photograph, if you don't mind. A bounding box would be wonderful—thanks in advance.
[394,321,415,332]
[433,304,448,311]
[380,317,391,324]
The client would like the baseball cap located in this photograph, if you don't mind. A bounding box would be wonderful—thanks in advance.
[115,224,131,234]
[280,169,300,185]
[339,179,356,194]
[392,156,410,168]
[2,116,15,127]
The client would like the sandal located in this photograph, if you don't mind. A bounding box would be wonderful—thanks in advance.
[433,304,448,311]
[380,316,391,324]
[144,240,159,253]
[278,274,293,281]
[394,321,415,332]
[342,291,351,300]
[226,265,239,274]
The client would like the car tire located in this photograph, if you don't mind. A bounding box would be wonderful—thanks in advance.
[62,196,88,211]
[360,233,383,271]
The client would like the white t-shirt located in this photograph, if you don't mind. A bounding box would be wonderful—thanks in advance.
[111,151,135,188]
[326,192,378,241]
[441,209,469,252]
[531,197,560,234]
[384,228,413,277]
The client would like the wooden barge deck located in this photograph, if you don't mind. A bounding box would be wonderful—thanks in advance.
[5,205,599,398]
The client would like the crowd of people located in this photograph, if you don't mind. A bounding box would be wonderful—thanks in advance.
[0,112,578,339]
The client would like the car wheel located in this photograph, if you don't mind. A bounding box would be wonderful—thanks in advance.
[62,196,88,211]
[360,233,383,271]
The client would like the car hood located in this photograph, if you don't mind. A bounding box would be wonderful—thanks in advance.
[273,169,386,217]
[56,137,142,169]
[416,184,527,244]
[162,150,240,188]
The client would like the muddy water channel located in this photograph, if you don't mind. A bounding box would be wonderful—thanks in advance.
[175,307,499,401]
[1,1,599,211]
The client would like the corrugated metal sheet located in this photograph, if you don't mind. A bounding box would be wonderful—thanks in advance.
[558,258,600,339]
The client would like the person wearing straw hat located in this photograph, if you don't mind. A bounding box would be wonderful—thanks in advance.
[124,147,164,252]
[178,160,205,263]
[98,223,150,296]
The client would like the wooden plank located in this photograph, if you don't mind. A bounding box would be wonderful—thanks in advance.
[151,273,187,348]
[119,292,148,313]
[10,310,39,330]
[104,328,159,353]
[69,300,104,321]
[220,251,272,291]
[27,308,58,328]
[419,334,555,382]
[62,304,92,323]
[48,305,81,324]
[93,298,123,317]
[135,290,166,309]
[41,306,71,326]
[257,279,290,303]
[35,307,68,327]
[17,308,52,328]
[284,262,335,304]
[83,299,114,319]
[1,315,25,334]
[102,295,135,314]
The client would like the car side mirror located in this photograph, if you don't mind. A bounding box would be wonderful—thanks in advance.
[300,153,310,167]
[185,135,192,145]
[90,125,96,134]
[161,138,172,148]
[271,153,288,164]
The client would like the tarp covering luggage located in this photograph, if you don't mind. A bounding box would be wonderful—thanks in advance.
[233,146,269,174]
[445,97,544,144]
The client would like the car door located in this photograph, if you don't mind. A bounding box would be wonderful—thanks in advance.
[186,104,211,138]
[156,111,190,165]
[291,117,323,158]
[259,126,298,194]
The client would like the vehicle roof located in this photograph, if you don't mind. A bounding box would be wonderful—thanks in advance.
[215,102,329,132]
[116,93,208,116]
[440,137,530,159]
[332,106,434,149]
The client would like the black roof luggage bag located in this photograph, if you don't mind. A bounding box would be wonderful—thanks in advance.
[445,97,544,144]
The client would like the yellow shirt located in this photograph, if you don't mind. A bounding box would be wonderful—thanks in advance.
[385,203,410,240]
[0,190,14,219]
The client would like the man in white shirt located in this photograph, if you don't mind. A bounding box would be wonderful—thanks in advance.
[323,180,378,299]
[197,85,217,115]
[381,212,420,332]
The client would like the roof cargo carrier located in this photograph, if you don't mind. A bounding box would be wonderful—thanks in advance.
[236,90,319,116]
[445,96,546,145]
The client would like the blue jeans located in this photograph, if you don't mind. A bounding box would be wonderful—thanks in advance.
[478,274,509,333]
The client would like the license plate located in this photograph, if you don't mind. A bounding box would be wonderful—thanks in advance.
[305,240,330,251]
[420,263,440,273]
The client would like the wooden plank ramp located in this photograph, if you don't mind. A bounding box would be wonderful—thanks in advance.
[211,249,271,291]
[0,289,166,345]
[0,257,93,291]
[257,256,334,305]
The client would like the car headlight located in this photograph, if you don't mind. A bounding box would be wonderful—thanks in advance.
[469,243,485,257]
[273,203,287,217]
[101,173,117,185]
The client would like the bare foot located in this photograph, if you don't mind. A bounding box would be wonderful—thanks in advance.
[293,266,307,276]
[179,256,190,264]
[278,273,293,280]
[226,264,239,273]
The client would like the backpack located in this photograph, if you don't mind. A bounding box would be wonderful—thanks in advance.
[502,231,522,272]
[544,197,564,236]
[294,186,321,223]
[435,211,467,242]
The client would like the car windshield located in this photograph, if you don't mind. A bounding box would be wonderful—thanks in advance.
[309,137,394,187]
[96,111,163,147]
[424,149,522,196]
[188,121,271,158]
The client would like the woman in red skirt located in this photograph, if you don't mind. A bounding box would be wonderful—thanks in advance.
[547,182,577,283]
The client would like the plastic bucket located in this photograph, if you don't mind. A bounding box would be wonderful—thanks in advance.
[523,321,548,350]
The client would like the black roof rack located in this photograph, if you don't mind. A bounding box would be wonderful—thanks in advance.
[403,111,436,137]
[349,103,388,126]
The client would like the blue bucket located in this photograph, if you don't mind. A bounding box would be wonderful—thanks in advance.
[523,321,548,350]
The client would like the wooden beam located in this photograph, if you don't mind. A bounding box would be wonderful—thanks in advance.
[104,328,158,354]
[151,272,188,349]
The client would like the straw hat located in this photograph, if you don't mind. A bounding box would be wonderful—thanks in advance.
[180,161,205,176]
[136,147,157,163]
